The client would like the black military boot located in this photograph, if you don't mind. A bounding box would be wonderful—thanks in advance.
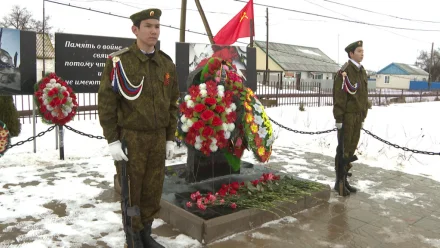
[125,230,144,248]
[345,167,357,193]
[140,222,164,248]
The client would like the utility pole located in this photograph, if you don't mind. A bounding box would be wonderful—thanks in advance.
[180,0,187,42]
[194,0,215,44]
[264,7,269,85]
[428,42,434,90]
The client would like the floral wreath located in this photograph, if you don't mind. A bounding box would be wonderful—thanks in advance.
[34,73,78,126]
[0,121,11,158]
[177,57,274,170]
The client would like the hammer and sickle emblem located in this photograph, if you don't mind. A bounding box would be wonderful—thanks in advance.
[149,11,154,16]
[240,12,248,22]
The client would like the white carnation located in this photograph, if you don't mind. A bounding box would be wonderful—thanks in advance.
[199,83,207,90]
[195,135,202,144]
[228,123,235,132]
[217,85,225,92]
[184,95,191,101]
[230,103,237,111]
[181,124,189,132]
[225,108,232,114]
[195,143,202,150]
[186,119,194,127]
[222,123,229,131]
[210,143,218,152]
[224,131,231,139]
[186,100,195,108]
[180,115,187,123]
[200,90,207,98]
[50,79,56,83]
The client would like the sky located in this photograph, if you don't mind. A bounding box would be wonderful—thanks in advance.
[0,0,439,72]
[0,28,20,66]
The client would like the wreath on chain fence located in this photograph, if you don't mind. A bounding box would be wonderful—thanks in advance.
[34,72,79,126]
[0,121,11,158]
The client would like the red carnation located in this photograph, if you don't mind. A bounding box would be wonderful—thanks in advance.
[212,116,222,126]
[200,109,214,121]
[192,120,204,131]
[226,111,237,123]
[231,182,240,190]
[189,85,200,98]
[215,105,225,113]
[204,97,216,106]
[201,126,214,138]
[39,105,47,113]
[194,103,206,113]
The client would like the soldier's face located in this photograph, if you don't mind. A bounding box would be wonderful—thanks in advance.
[350,47,364,63]
[133,19,160,47]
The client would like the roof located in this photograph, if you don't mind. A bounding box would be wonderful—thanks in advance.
[377,62,428,76]
[254,40,339,73]
[36,33,55,59]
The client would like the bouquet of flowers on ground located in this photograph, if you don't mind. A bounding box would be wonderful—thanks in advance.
[34,73,78,126]
[185,172,326,212]
[177,57,274,170]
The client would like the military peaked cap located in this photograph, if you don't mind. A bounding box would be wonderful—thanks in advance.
[130,8,161,24]
[345,40,363,53]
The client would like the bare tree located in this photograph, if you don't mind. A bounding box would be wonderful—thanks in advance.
[415,48,440,82]
[0,5,53,38]
[0,5,34,30]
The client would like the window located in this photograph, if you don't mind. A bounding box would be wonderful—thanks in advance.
[384,76,390,84]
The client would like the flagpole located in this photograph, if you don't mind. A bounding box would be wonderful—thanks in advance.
[264,7,269,85]
[250,19,254,47]
[195,0,215,44]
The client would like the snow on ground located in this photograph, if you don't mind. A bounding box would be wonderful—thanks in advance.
[1,101,439,247]
[264,101,440,181]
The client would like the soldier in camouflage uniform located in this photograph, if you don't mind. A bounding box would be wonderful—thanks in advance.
[333,40,369,194]
[98,8,179,248]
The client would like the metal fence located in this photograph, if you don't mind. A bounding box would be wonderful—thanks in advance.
[12,81,440,123]
[256,80,440,108]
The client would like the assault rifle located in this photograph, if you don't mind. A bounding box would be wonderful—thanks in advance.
[336,126,358,196]
[120,139,141,248]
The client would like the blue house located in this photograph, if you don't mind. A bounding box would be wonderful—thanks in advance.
[376,63,429,89]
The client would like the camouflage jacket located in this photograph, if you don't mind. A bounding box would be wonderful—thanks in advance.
[98,42,180,143]
[332,60,369,123]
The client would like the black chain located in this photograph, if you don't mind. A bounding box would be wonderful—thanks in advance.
[269,117,337,135]
[64,125,105,139]
[7,125,56,149]
[362,128,440,156]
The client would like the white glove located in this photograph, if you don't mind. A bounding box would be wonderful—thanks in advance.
[166,141,175,160]
[109,140,128,161]
[335,123,342,129]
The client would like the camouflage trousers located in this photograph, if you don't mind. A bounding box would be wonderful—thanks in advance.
[334,112,362,171]
[115,128,166,232]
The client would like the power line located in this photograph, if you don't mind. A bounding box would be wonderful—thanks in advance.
[45,0,209,36]
[44,0,341,66]
[302,0,431,44]
[233,0,440,32]
[323,0,440,24]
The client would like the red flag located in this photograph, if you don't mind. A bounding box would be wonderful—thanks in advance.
[213,0,254,45]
